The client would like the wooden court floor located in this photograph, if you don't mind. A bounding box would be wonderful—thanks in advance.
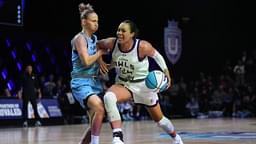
[0,118,256,144]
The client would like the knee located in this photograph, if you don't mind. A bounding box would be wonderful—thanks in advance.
[157,116,168,126]
[104,91,117,105]
[103,91,121,121]
[157,116,174,133]
[94,101,105,115]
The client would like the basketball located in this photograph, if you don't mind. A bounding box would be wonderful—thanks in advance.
[145,70,169,92]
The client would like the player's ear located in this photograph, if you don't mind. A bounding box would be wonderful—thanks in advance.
[131,32,135,38]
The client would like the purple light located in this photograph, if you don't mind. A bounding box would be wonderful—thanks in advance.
[11,50,17,59]
[0,0,5,8]
[17,62,22,71]
[45,47,50,54]
[25,41,32,51]
[1,68,8,80]
[31,53,36,62]
[5,38,11,48]
[7,83,11,90]
[36,64,42,74]
[7,80,15,91]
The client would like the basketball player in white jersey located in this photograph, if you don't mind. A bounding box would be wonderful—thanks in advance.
[97,20,184,144]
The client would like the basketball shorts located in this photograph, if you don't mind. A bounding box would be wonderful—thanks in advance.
[116,79,159,106]
[71,78,103,108]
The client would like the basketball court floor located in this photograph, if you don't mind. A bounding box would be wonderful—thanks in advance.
[0,118,256,144]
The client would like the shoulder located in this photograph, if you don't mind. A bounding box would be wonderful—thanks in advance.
[139,40,153,49]
[73,33,83,41]
[138,40,154,51]
[73,33,87,46]
[138,40,155,57]
[75,33,85,41]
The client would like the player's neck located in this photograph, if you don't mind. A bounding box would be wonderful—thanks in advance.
[120,39,134,51]
[82,29,92,38]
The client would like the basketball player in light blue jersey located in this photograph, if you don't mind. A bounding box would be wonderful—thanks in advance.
[70,3,107,144]
[97,20,184,144]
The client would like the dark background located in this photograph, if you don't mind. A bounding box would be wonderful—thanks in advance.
[1,0,255,81]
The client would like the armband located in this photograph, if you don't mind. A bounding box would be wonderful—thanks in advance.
[152,50,168,71]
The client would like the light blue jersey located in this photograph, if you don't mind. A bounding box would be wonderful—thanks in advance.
[70,32,103,109]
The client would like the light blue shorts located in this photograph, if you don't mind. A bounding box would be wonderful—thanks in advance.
[70,78,103,109]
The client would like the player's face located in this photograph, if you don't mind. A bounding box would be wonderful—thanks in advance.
[26,65,32,74]
[116,23,135,44]
[83,12,99,33]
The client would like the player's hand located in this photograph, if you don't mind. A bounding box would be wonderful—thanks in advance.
[163,70,171,90]
[99,61,109,75]
[166,75,171,89]
[158,75,170,93]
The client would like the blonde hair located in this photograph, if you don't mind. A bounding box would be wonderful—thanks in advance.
[78,3,95,19]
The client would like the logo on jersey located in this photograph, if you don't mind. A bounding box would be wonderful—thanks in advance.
[164,20,182,64]
[115,57,135,80]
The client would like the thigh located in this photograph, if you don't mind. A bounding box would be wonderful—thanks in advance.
[71,78,96,108]
[87,95,104,111]
[129,81,159,106]
[108,84,132,103]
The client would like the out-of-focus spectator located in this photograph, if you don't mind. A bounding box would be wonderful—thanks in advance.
[222,87,234,117]
[43,73,56,98]
[0,83,11,97]
[186,96,199,117]
[39,75,46,95]
[209,85,225,111]
[233,59,245,85]
[55,76,67,98]
[119,101,134,121]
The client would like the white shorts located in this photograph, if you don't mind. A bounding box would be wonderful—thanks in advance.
[116,79,159,106]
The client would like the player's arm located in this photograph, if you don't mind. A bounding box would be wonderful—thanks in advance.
[97,37,116,51]
[75,35,104,66]
[140,40,171,88]
[97,37,116,73]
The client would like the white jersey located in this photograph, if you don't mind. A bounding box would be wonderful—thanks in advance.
[112,39,158,106]
[112,39,149,82]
